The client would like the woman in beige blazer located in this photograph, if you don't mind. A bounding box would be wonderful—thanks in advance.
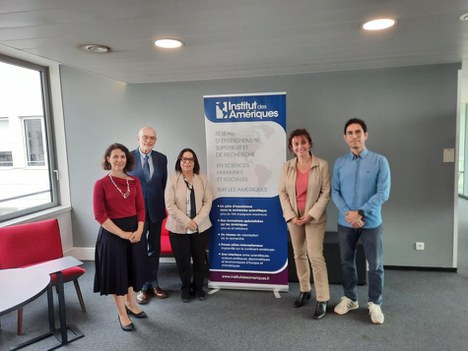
[165,148,212,302]
[279,128,331,320]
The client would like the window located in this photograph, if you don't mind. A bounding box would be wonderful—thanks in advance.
[0,55,58,221]
[0,118,13,167]
[23,117,46,167]
[0,151,13,167]
[459,104,466,196]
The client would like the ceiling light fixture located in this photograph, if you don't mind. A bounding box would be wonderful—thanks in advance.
[154,39,184,49]
[362,18,397,31]
[81,44,110,53]
[459,13,468,21]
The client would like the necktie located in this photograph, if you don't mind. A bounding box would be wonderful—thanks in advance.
[143,155,151,182]
[185,180,196,219]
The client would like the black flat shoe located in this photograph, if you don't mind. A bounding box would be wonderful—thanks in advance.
[294,291,311,308]
[312,301,327,320]
[118,315,135,332]
[126,306,148,319]
[181,291,191,303]
[195,290,206,301]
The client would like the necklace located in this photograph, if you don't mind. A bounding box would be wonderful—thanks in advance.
[108,174,130,199]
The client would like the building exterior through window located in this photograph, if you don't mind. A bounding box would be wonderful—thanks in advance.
[0,56,57,221]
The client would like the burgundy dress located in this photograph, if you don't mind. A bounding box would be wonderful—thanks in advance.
[93,175,151,295]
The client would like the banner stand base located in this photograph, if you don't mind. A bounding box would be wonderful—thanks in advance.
[207,286,284,298]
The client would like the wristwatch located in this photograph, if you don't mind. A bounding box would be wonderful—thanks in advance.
[358,210,365,217]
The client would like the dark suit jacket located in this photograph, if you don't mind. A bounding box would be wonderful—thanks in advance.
[129,149,168,223]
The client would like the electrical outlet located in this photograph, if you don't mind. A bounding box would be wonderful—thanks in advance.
[415,242,425,251]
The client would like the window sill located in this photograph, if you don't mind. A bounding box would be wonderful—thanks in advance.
[0,205,72,228]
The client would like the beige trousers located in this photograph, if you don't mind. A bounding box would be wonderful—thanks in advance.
[288,220,330,302]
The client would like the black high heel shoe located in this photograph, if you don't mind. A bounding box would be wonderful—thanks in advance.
[126,306,148,319]
[293,291,311,308]
[312,301,327,320]
[118,315,135,332]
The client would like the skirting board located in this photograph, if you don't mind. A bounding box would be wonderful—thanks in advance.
[65,247,175,263]
[64,247,456,271]
[384,265,457,272]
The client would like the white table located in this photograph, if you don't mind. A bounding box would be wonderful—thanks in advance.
[0,268,51,317]
[0,256,85,350]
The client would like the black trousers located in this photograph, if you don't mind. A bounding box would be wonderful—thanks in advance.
[169,230,208,294]
[142,218,163,290]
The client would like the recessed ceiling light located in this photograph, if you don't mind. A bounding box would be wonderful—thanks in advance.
[81,44,110,53]
[362,18,397,31]
[460,13,468,21]
[154,39,184,49]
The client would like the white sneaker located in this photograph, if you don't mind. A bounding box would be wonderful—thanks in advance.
[368,302,384,324]
[334,296,359,315]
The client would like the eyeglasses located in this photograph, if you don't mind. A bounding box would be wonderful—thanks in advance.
[141,135,156,141]
[180,157,195,163]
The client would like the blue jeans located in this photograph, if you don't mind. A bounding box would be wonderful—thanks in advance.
[337,224,384,305]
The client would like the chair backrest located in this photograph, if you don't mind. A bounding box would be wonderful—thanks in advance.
[0,219,64,269]
[160,216,173,255]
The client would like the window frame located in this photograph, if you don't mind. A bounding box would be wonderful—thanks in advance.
[0,54,59,222]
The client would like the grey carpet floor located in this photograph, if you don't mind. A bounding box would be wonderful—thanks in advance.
[1,199,468,350]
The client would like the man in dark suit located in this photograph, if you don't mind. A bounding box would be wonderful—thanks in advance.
[129,127,168,303]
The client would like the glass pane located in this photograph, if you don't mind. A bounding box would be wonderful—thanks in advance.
[24,118,45,166]
[0,151,13,167]
[0,60,53,219]
[0,119,12,167]
[459,104,465,194]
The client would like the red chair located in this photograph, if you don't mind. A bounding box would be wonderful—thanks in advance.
[160,216,173,256]
[160,215,209,265]
[0,219,86,335]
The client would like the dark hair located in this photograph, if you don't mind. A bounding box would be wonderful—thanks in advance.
[102,143,134,172]
[344,118,367,134]
[287,128,313,151]
[175,148,200,174]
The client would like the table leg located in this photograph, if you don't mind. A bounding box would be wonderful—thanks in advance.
[55,272,68,344]
[47,285,55,331]
[48,272,83,350]
[11,275,84,350]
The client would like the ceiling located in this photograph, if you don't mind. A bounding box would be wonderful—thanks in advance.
[1,0,468,84]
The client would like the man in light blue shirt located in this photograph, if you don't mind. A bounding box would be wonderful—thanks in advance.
[331,118,390,325]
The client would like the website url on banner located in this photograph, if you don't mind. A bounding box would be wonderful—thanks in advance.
[221,274,269,281]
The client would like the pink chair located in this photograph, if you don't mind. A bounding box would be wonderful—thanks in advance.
[0,219,86,335]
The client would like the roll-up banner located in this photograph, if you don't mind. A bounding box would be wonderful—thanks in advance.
[204,92,288,292]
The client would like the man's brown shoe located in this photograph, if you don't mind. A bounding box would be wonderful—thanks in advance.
[153,287,168,299]
[136,290,150,304]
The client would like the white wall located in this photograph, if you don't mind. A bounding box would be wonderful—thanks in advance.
[60,63,459,268]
